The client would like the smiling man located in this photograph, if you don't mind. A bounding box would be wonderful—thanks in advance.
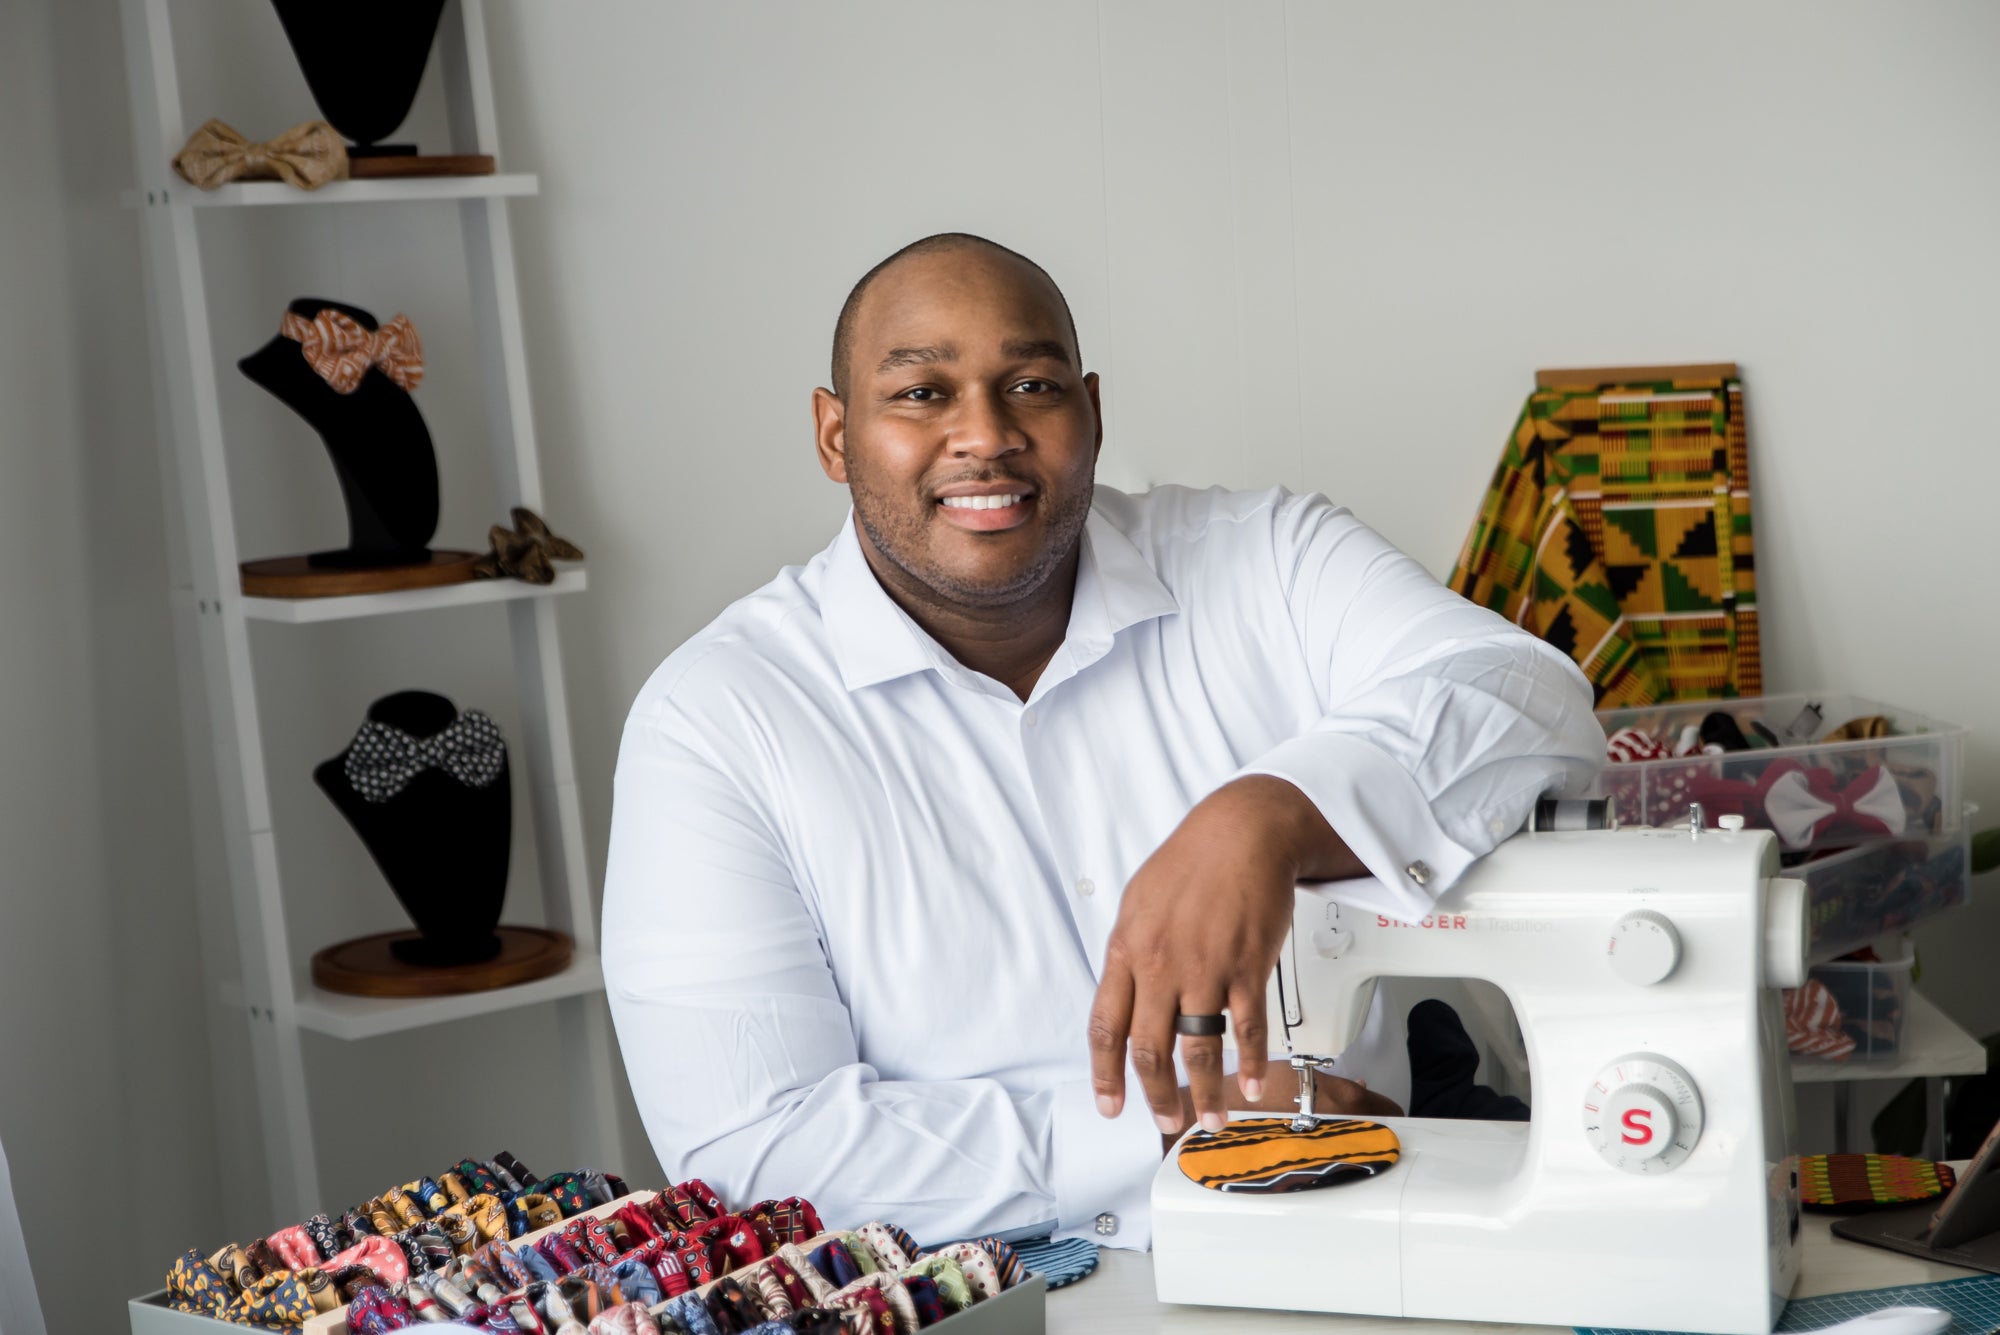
[601,233,1601,1248]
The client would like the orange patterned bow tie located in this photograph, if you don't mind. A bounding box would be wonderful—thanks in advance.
[278,308,424,394]
[173,118,349,191]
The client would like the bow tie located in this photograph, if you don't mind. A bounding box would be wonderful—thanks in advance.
[473,506,585,585]
[173,118,349,192]
[343,710,506,804]
[1690,759,1906,848]
[280,308,425,395]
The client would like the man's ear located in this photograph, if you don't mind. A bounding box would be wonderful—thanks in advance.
[1085,371,1104,458]
[812,386,848,483]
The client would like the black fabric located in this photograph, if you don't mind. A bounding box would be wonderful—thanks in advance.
[1405,1000,1530,1122]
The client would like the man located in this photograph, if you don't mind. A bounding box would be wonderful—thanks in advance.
[602,233,1601,1249]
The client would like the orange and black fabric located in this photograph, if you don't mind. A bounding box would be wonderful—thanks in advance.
[1176,1117,1401,1194]
[1450,369,1760,705]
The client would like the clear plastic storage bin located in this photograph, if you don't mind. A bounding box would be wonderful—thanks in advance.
[1797,942,1917,1062]
[1589,692,1968,960]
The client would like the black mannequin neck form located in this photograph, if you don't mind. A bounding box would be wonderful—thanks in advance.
[240,297,441,569]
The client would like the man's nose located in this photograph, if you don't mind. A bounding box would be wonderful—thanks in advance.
[946,388,1026,459]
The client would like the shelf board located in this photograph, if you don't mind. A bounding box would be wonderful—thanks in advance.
[292,951,603,1041]
[1791,988,1987,1084]
[124,173,540,209]
[239,568,585,623]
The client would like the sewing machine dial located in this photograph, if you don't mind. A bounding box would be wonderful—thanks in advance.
[1581,1053,1704,1174]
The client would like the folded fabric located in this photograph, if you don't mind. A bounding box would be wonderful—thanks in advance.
[588,1303,660,1335]
[1784,978,1856,1060]
[808,1238,862,1288]
[901,1275,944,1328]
[1010,1235,1099,1289]
[661,1292,721,1335]
[346,1286,417,1335]
[900,1255,971,1312]
[974,1236,1024,1290]
[778,1243,837,1303]
[927,1243,1001,1301]
[325,1233,411,1288]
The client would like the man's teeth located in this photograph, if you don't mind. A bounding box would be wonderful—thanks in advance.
[940,494,1025,510]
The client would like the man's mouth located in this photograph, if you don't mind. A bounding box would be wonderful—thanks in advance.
[935,488,1036,531]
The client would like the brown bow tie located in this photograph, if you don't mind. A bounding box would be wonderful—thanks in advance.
[280,308,425,395]
[474,507,585,585]
[172,118,349,191]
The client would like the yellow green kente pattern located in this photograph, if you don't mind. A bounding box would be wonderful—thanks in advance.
[1449,372,1760,706]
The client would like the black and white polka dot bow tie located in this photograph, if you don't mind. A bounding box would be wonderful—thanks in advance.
[343,709,507,804]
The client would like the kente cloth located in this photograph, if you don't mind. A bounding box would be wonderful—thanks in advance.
[1450,370,1760,705]
[1800,1153,1958,1210]
[1175,1117,1402,1193]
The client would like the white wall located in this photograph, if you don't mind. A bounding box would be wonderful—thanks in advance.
[3,4,1996,1328]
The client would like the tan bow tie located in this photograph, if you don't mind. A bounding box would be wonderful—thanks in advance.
[172,118,349,191]
[279,308,424,394]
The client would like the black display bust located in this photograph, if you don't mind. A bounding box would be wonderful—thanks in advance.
[315,690,509,966]
[240,298,440,570]
[272,0,446,157]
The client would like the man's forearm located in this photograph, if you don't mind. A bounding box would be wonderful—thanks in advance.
[1211,774,1367,885]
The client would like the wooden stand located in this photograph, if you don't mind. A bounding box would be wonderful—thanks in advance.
[240,550,479,597]
[311,925,572,997]
[349,153,497,179]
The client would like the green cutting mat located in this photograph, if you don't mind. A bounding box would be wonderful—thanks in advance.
[1579,1274,2000,1335]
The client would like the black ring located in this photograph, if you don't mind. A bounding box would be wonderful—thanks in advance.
[1174,1013,1227,1037]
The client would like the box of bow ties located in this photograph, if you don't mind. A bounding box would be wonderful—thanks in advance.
[1587,690,1969,962]
[130,1151,1046,1334]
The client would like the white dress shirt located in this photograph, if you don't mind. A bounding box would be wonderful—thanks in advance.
[601,484,1602,1251]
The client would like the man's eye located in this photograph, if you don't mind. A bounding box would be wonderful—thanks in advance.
[899,387,941,402]
[1012,379,1055,394]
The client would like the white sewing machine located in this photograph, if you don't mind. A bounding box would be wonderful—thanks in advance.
[1151,816,1809,1334]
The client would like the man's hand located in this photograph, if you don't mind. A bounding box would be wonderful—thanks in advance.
[1089,775,1367,1136]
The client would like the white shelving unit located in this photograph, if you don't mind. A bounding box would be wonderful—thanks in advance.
[1792,988,1986,1160]
[120,0,623,1224]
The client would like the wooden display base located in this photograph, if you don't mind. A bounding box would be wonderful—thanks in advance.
[348,154,497,179]
[311,925,572,998]
[240,549,480,598]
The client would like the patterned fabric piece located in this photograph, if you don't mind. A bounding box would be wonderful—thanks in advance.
[974,1237,1024,1291]
[854,1223,913,1271]
[778,1243,837,1303]
[1801,1154,1958,1210]
[662,1292,721,1335]
[1176,1116,1402,1192]
[345,710,506,804]
[828,1273,919,1335]
[588,1303,661,1335]
[303,1213,347,1261]
[1009,1236,1098,1290]
[900,1276,944,1328]
[1450,369,1760,704]
[749,1198,824,1245]
[835,1232,879,1275]
[537,1172,592,1217]
[457,1160,506,1195]
[279,308,424,395]
[809,1239,863,1288]
[167,1249,235,1317]
[325,1233,411,1287]
[172,118,348,191]
[346,1286,417,1334]
[928,1243,1000,1300]
[900,1257,971,1313]
[1785,978,1856,1060]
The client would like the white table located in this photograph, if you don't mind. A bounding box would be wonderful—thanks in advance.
[1047,1181,1979,1334]
[1793,990,1987,1158]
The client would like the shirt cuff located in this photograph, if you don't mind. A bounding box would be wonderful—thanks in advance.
[1238,730,1478,920]
[1049,1076,1162,1250]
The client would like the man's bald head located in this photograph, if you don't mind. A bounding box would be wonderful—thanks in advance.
[829,233,1081,398]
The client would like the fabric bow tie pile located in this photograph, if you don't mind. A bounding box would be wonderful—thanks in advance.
[173,118,349,191]
[164,1151,625,1331]
[343,709,507,804]
[280,307,425,395]
[195,1169,1031,1334]
[474,507,586,585]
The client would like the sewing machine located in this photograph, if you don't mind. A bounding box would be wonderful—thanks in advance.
[1151,817,1810,1334]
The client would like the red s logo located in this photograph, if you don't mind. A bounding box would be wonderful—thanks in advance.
[1620,1108,1654,1145]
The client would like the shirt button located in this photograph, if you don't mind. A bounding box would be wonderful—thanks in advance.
[1076,877,1096,897]
[1489,817,1507,837]
[1023,712,1039,729]
[1095,1212,1118,1236]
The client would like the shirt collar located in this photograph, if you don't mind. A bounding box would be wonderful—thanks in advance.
[821,503,1179,694]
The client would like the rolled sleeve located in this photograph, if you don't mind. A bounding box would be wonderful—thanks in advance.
[1243,493,1604,918]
